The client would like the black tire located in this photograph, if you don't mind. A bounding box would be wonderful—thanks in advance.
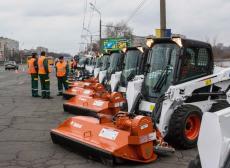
[168,105,202,149]
[209,100,230,112]
[188,154,202,168]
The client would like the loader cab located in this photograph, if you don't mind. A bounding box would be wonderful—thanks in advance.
[107,51,123,75]
[142,38,213,101]
[95,57,101,68]
[77,57,88,69]
[97,54,110,83]
[87,57,94,66]
[85,57,95,74]
[100,54,110,71]
[100,51,124,87]
[120,47,145,87]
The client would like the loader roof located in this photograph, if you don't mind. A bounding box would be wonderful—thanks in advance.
[153,37,212,49]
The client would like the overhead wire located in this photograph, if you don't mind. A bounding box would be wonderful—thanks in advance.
[119,0,148,34]
[126,0,148,24]
[80,0,88,51]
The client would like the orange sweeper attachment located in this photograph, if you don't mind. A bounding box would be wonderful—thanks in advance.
[63,81,104,100]
[63,51,123,100]
[51,112,174,164]
[63,91,125,117]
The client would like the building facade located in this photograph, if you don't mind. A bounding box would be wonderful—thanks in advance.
[0,37,19,62]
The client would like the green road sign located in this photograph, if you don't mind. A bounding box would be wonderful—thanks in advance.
[102,38,131,52]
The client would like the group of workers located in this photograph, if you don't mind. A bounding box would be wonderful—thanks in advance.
[27,51,76,99]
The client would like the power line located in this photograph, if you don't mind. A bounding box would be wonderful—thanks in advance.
[80,0,88,51]
[82,0,87,34]
[113,0,148,37]
[125,0,148,24]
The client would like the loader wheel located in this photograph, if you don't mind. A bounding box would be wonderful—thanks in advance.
[188,154,201,168]
[168,105,202,149]
[209,100,230,112]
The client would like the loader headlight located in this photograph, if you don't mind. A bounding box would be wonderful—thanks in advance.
[146,38,154,48]
[137,47,144,53]
[172,37,183,47]
[122,47,127,53]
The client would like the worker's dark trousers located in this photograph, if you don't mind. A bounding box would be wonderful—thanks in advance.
[57,76,68,94]
[39,74,50,98]
[31,74,39,97]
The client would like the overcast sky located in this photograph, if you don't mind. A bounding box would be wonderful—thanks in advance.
[0,0,229,55]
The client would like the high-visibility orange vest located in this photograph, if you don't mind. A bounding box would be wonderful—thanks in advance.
[28,58,37,74]
[56,61,67,77]
[38,56,47,74]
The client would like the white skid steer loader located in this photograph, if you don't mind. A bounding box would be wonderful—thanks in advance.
[124,37,230,149]
[93,54,110,79]
[188,107,230,168]
[108,47,148,93]
[98,51,123,85]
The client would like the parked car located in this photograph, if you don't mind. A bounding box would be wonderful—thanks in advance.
[4,61,19,70]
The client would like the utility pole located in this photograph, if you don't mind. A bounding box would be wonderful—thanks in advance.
[89,3,102,51]
[160,0,166,37]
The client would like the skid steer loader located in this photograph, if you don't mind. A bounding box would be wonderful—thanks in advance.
[63,47,147,115]
[51,37,230,164]
[75,57,91,80]
[85,56,96,75]
[63,54,110,99]
[188,107,230,168]
[121,37,230,149]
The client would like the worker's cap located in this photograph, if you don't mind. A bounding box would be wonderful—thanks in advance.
[59,56,64,60]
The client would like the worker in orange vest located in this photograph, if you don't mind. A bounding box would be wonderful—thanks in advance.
[28,53,40,97]
[55,56,69,96]
[38,51,52,99]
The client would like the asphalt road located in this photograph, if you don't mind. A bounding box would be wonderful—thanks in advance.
[0,65,197,168]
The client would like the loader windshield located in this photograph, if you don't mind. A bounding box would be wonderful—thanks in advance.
[95,57,101,68]
[120,49,142,86]
[107,52,122,74]
[78,57,88,67]
[143,43,179,98]
[101,55,110,71]
[87,57,94,66]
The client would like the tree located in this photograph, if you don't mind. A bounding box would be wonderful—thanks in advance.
[104,21,133,39]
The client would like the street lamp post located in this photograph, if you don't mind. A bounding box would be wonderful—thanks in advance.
[89,3,102,50]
